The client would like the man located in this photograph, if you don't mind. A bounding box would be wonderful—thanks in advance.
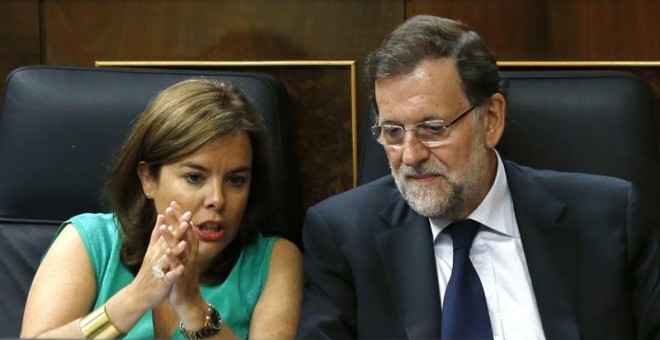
[297,15,660,339]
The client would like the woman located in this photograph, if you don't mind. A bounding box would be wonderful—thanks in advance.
[21,79,302,339]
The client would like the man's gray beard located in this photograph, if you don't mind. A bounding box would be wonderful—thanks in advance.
[389,117,490,220]
[392,163,465,219]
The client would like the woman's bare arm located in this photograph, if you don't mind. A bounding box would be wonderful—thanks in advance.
[21,216,183,338]
[21,224,97,337]
[248,238,303,339]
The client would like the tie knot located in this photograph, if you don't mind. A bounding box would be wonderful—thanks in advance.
[446,219,481,250]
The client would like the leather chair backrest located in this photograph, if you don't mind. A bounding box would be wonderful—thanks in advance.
[0,65,300,337]
[358,70,660,228]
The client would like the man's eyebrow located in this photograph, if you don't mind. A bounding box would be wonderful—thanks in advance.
[378,115,447,125]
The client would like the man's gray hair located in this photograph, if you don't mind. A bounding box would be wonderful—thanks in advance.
[365,15,506,107]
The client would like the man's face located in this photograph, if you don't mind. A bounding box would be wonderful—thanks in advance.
[374,58,496,220]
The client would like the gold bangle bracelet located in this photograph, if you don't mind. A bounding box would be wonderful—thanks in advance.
[80,305,124,339]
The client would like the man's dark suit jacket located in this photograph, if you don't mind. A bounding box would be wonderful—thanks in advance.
[297,160,660,339]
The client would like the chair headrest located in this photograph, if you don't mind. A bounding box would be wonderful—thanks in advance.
[0,66,300,234]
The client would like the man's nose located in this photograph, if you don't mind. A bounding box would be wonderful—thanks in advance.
[400,131,430,166]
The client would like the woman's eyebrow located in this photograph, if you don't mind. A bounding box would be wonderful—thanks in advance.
[179,162,208,172]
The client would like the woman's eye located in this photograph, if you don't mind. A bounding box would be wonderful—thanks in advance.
[227,175,248,187]
[184,173,204,184]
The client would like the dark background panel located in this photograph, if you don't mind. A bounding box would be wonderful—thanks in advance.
[0,0,40,100]
[0,0,659,209]
[42,1,402,62]
[407,0,660,60]
[407,0,552,60]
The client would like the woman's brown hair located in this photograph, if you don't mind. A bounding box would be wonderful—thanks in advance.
[104,78,272,285]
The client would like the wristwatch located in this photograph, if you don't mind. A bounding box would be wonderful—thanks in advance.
[179,303,223,340]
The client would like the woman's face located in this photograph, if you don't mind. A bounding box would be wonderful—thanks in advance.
[139,132,253,268]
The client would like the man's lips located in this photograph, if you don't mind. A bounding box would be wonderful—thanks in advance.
[407,173,441,181]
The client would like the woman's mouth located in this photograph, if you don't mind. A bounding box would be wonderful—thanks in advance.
[194,222,225,242]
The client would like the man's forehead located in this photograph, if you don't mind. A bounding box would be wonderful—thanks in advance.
[409,66,429,80]
[376,57,458,82]
[376,59,462,92]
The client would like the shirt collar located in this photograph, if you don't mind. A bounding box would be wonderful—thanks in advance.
[430,151,517,241]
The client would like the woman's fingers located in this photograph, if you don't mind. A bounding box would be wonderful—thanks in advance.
[149,214,166,246]
[161,201,192,245]
[160,220,191,250]
[164,242,188,266]
[150,253,186,283]
[151,256,168,278]
[127,252,181,310]
[130,207,192,309]
[164,201,191,228]
[143,201,192,289]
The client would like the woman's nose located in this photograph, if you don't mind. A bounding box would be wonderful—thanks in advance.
[205,181,225,211]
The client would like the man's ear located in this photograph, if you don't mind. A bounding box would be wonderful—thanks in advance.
[137,161,156,196]
[483,93,506,149]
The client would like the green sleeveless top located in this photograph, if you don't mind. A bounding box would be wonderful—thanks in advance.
[65,213,277,339]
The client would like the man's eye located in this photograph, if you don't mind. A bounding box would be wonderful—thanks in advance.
[383,126,404,137]
[420,123,447,134]
[185,173,204,184]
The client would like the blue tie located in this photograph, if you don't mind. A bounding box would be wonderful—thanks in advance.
[441,219,493,340]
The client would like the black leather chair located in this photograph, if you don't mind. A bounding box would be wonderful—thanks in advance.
[0,65,300,337]
[358,70,660,231]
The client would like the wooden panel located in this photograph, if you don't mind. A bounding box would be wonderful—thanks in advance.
[405,1,551,59]
[43,0,401,62]
[0,0,40,95]
[42,0,402,208]
[406,0,660,60]
[546,1,660,60]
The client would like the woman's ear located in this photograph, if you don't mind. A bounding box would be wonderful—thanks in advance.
[483,93,506,149]
[137,161,156,197]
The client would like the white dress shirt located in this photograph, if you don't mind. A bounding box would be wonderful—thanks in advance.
[430,152,545,340]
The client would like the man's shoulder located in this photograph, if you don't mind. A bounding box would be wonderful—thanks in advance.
[311,174,400,211]
[504,159,631,190]
[503,159,634,208]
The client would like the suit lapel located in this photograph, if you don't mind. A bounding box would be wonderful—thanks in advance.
[371,163,583,339]
[505,162,580,340]
[373,197,442,338]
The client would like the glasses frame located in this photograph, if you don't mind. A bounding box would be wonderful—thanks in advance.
[371,105,477,147]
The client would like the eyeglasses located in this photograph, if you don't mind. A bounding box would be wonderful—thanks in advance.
[371,105,477,147]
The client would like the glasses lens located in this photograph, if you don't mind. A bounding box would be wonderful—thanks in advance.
[415,121,449,144]
[370,125,382,138]
[371,121,452,146]
[371,125,404,145]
